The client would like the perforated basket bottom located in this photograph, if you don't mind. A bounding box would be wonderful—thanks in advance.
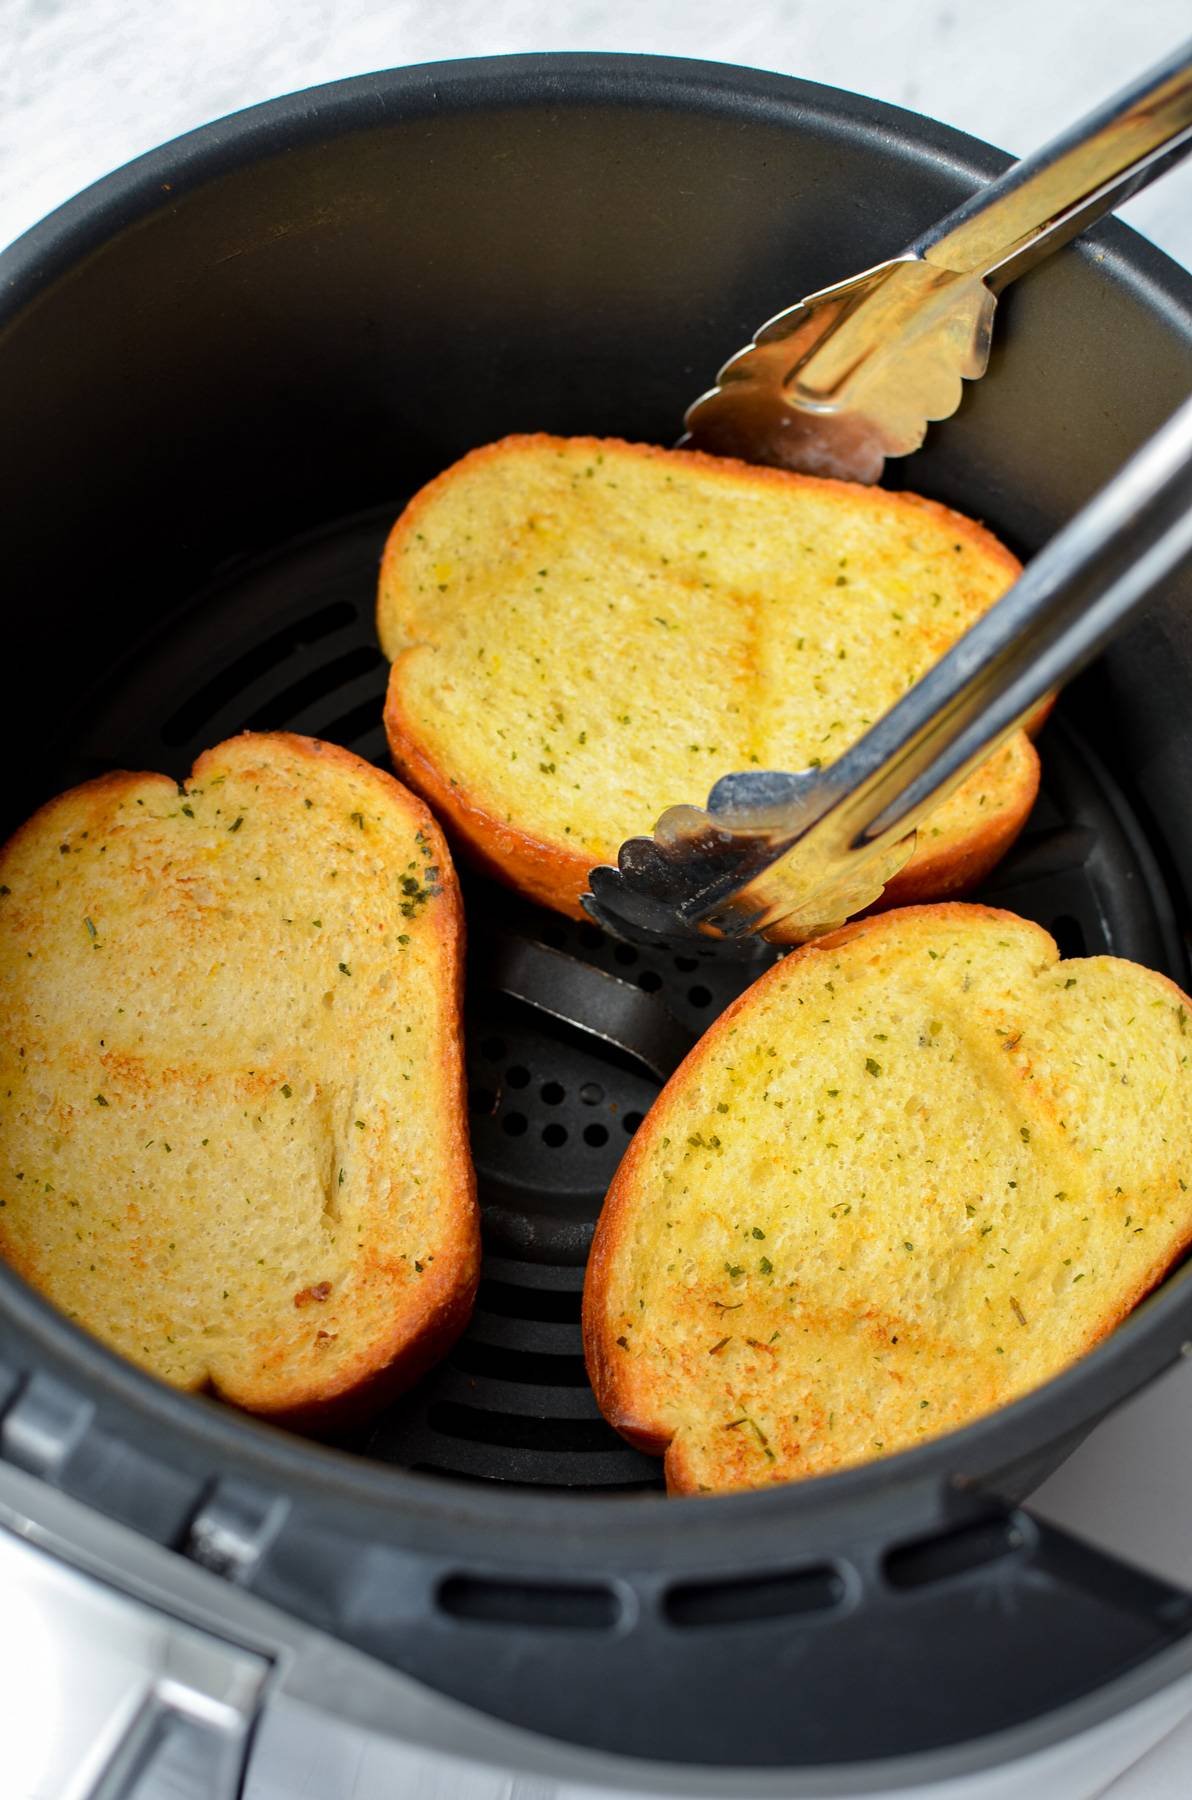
[57,506,1186,1491]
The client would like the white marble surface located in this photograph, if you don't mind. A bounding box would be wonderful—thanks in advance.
[2,0,1191,264]
[3,4,1192,1796]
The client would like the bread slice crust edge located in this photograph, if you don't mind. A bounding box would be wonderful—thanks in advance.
[0,732,480,1432]
[582,901,1192,1493]
[378,435,1039,936]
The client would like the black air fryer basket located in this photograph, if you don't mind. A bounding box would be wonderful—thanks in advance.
[3,52,1192,1781]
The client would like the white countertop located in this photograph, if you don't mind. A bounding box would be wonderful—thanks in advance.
[2,0,1191,266]
[2,4,1192,1796]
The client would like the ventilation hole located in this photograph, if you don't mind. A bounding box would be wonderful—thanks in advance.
[613,944,639,966]
[428,1401,615,1452]
[477,1279,582,1322]
[541,925,568,950]
[623,1111,644,1136]
[583,1123,609,1148]
[243,645,385,732]
[664,1566,843,1628]
[542,1123,568,1148]
[637,969,663,993]
[540,1080,565,1106]
[884,1516,1024,1590]
[450,1341,591,1386]
[468,1085,496,1116]
[579,1082,604,1106]
[506,1066,531,1089]
[438,1573,620,1630]
[481,1036,506,1062]
[674,955,700,973]
[1050,913,1088,959]
[160,601,355,745]
[578,925,604,950]
[688,984,713,1008]
[502,1112,528,1137]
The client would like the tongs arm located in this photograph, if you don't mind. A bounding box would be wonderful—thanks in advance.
[586,394,1192,945]
[787,44,1192,412]
[717,392,1192,936]
[686,43,1192,481]
[912,40,1192,291]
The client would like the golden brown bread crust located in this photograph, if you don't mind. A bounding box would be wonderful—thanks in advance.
[873,746,1041,911]
[211,743,481,1433]
[383,676,594,918]
[0,733,480,1431]
[379,435,1037,934]
[386,674,1043,928]
[380,433,1024,581]
[583,903,1192,1493]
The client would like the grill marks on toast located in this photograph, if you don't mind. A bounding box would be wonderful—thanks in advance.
[377,437,1039,934]
[583,905,1192,1493]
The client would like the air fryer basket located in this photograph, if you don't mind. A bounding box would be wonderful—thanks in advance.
[3,53,1192,1777]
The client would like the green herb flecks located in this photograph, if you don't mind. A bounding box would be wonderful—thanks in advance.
[398,854,442,920]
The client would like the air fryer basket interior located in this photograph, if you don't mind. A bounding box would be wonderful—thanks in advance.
[3,53,1192,1773]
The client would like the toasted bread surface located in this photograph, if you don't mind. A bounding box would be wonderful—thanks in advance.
[0,733,478,1425]
[378,436,1038,933]
[583,904,1192,1493]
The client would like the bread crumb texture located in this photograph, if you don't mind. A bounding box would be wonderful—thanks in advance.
[0,733,478,1420]
[378,436,1036,925]
[583,905,1192,1494]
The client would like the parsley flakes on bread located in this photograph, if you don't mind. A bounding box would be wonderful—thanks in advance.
[584,905,1192,1492]
[0,733,478,1428]
[377,435,1039,934]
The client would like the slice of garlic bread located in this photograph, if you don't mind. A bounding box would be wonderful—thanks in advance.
[0,733,478,1427]
[583,905,1192,1493]
[377,436,1038,934]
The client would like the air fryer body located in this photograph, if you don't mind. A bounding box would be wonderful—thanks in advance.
[2,53,1192,1800]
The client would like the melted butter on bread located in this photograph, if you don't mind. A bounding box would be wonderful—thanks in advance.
[0,733,478,1427]
[584,904,1192,1492]
[378,436,1038,933]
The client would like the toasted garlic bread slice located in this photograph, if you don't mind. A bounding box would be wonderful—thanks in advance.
[583,905,1192,1493]
[0,733,478,1428]
[378,436,1038,934]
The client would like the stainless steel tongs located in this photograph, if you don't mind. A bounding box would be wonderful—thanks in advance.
[584,45,1192,949]
[683,42,1192,483]
[584,393,1192,947]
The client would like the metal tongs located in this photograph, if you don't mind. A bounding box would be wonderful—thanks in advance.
[586,394,1192,946]
[584,46,1192,949]
[683,42,1192,483]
